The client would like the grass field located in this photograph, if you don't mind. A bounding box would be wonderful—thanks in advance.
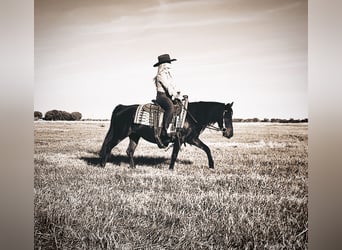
[34,121,308,249]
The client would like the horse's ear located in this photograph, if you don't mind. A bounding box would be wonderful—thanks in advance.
[226,102,233,108]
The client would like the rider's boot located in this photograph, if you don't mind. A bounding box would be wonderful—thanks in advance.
[154,127,166,148]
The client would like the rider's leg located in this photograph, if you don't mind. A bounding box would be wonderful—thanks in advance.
[154,126,166,148]
[154,92,171,147]
[156,92,174,133]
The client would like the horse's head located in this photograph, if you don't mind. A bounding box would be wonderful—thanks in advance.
[219,102,234,139]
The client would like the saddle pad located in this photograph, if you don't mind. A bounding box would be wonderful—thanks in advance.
[134,100,188,132]
[134,103,164,127]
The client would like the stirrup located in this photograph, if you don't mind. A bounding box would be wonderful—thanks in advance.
[166,124,173,134]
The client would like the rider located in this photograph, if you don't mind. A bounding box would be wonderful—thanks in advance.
[153,54,181,148]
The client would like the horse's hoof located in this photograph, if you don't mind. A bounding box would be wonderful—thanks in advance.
[156,143,166,149]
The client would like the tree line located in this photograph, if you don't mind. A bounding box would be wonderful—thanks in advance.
[34,110,82,121]
[232,118,308,123]
[34,110,307,123]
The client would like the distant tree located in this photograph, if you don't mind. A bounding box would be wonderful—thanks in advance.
[261,118,269,122]
[44,110,74,121]
[252,118,260,122]
[71,112,82,121]
[243,118,253,123]
[233,118,243,122]
[61,111,73,120]
[34,111,43,120]
[44,110,56,120]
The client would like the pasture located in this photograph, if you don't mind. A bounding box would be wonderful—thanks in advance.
[34,121,308,249]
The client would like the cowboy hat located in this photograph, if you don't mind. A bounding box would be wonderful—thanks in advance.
[153,54,177,67]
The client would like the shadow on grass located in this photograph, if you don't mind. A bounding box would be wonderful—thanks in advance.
[80,154,193,167]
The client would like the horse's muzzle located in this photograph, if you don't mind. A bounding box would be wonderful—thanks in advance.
[223,128,233,139]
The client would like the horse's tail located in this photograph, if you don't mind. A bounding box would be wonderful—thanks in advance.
[99,105,124,161]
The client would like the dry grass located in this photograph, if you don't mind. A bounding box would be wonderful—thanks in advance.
[34,121,308,249]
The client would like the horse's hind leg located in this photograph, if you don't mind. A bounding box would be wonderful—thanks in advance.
[126,134,140,168]
[190,138,214,168]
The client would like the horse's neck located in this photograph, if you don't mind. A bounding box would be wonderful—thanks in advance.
[189,102,224,125]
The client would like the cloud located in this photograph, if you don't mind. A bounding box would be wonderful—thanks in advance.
[72,0,304,36]
[140,0,224,13]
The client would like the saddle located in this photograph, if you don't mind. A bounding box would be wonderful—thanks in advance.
[133,96,188,133]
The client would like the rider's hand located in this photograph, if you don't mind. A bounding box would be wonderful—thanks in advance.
[176,91,181,100]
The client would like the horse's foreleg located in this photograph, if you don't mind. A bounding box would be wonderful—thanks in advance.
[126,134,140,168]
[169,140,181,170]
[191,138,214,168]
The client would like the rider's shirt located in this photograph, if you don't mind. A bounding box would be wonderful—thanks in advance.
[155,63,179,100]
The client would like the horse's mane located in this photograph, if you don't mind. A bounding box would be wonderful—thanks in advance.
[188,101,225,125]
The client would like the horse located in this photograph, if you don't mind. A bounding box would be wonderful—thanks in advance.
[99,101,234,170]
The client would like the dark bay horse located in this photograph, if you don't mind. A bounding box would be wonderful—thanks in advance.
[99,101,234,170]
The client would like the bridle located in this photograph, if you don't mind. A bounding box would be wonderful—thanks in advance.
[206,110,229,132]
[181,102,230,132]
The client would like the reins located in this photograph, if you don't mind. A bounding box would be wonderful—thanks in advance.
[178,100,226,132]
[206,124,224,132]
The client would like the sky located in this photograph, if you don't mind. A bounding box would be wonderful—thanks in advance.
[35,0,307,119]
